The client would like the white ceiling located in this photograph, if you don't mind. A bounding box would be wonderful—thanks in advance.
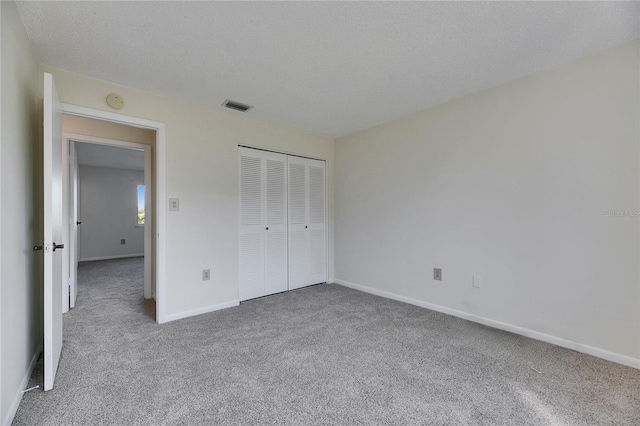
[75,142,144,171]
[17,1,639,138]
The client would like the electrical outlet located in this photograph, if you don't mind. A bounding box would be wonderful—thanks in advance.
[473,274,482,289]
[120,239,126,245]
[434,268,442,281]
[202,269,211,281]
[169,198,180,211]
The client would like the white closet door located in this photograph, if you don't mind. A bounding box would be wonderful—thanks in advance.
[288,156,326,290]
[263,151,288,295]
[307,161,327,285]
[239,149,265,301]
[239,147,288,301]
[288,158,308,290]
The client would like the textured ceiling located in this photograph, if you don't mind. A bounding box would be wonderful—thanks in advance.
[75,142,144,171]
[17,1,639,138]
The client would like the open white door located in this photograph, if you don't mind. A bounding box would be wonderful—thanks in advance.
[42,72,64,391]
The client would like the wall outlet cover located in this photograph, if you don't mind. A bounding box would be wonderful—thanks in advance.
[434,268,442,281]
[169,198,180,211]
[202,269,211,281]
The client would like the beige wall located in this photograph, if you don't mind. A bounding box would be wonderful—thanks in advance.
[1,2,42,424]
[46,65,335,319]
[63,114,156,146]
[335,41,640,363]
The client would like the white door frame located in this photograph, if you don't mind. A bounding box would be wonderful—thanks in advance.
[64,133,154,303]
[61,103,167,323]
[68,140,78,309]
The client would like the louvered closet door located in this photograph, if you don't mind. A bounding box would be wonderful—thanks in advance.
[263,151,288,296]
[239,149,265,301]
[239,147,288,301]
[288,156,327,290]
[307,160,327,286]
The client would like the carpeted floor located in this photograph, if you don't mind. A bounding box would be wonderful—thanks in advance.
[13,258,640,425]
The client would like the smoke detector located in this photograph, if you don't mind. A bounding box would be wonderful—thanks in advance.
[106,93,124,109]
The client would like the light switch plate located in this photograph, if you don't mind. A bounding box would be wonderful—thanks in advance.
[169,198,180,211]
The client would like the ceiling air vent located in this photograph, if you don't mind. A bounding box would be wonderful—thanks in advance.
[223,99,253,112]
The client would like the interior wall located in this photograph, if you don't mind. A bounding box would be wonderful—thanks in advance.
[0,2,43,424]
[63,114,156,145]
[79,165,145,261]
[46,66,335,319]
[335,41,640,363]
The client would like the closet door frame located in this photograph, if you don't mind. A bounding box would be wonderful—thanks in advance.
[238,145,329,300]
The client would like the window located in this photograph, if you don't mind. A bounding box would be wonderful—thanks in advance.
[137,185,145,226]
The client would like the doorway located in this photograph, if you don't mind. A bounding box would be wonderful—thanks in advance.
[62,114,157,320]
[72,139,153,316]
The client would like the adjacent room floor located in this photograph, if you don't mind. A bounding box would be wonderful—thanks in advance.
[14,258,640,425]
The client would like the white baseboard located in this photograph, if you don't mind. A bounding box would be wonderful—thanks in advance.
[80,253,144,262]
[2,344,42,426]
[164,300,239,323]
[335,279,640,370]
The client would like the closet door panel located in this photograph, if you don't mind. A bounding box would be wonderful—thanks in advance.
[288,158,308,290]
[264,154,288,295]
[309,164,325,226]
[307,160,327,285]
[240,154,263,227]
[288,230,308,289]
[239,233,265,301]
[288,162,306,225]
[308,229,326,284]
[239,149,265,301]
[288,157,326,289]
[265,231,287,294]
